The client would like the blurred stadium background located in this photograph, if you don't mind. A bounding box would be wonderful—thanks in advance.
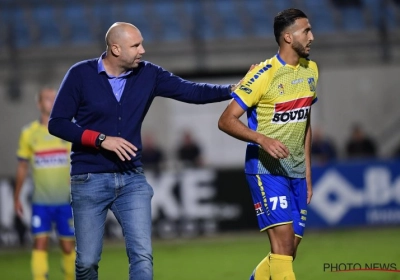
[0,0,400,279]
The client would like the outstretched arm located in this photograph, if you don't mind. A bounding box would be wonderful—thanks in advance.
[154,65,256,104]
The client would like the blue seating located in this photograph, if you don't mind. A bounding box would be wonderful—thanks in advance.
[179,0,199,39]
[303,0,336,33]
[2,0,399,49]
[363,0,399,30]
[389,1,400,30]
[0,9,10,48]
[272,0,296,11]
[31,6,61,46]
[340,6,366,32]
[120,2,154,42]
[151,2,184,42]
[183,1,216,40]
[362,0,381,27]
[63,5,93,45]
[245,0,274,37]
[92,3,119,40]
[213,0,245,39]
[12,8,32,48]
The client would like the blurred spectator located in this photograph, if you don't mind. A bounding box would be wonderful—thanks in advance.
[141,132,164,174]
[176,130,203,167]
[311,127,337,165]
[345,124,377,159]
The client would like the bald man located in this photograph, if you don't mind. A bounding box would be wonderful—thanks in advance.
[49,22,240,280]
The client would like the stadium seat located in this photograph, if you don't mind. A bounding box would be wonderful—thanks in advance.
[184,1,217,40]
[31,6,62,47]
[12,8,32,48]
[92,3,120,41]
[213,0,245,39]
[362,0,381,27]
[151,2,185,42]
[272,0,296,11]
[176,0,197,40]
[303,0,337,33]
[339,6,366,32]
[120,2,154,42]
[363,0,399,30]
[245,0,274,37]
[386,1,399,30]
[0,8,10,49]
[63,5,93,45]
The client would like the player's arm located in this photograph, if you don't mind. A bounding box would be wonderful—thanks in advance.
[14,159,29,218]
[218,100,289,159]
[304,110,313,204]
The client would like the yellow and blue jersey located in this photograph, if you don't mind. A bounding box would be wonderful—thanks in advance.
[232,54,318,178]
[17,120,71,205]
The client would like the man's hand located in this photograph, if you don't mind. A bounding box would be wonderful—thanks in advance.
[231,64,258,91]
[100,136,138,161]
[259,136,290,159]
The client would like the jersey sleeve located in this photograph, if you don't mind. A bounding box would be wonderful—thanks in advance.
[231,63,272,111]
[16,126,32,160]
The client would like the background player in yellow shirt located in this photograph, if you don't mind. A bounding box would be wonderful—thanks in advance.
[14,87,75,280]
[218,8,317,280]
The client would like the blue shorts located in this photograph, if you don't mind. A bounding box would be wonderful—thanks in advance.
[31,204,74,238]
[245,174,308,238]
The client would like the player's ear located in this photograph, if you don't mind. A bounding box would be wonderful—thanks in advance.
[283,32,292,44]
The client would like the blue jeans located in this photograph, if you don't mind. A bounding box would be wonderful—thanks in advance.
[71,168,154,280]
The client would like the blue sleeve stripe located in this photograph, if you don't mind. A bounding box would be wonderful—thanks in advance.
[231,93,249,111]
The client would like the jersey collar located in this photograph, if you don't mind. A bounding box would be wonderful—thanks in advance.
[276,53,286,66]
[276,53,301,70]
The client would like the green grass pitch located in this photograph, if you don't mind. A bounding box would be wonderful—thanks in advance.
[1,227,399,279]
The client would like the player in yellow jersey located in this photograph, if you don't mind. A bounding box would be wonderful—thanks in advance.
[14,87,75,280]
[218,9,317,280]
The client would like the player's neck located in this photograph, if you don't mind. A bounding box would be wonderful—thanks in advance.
[40,115,50,126]
[103,56,126,77]
[277,50,300,66]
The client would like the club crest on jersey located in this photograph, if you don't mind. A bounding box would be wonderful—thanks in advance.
[308,77,316,92]
[272,97,313,124]
[239,85,252,94]
[278,83,284,95]
[254,202,264,216]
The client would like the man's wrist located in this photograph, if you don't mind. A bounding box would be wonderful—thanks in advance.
[95,133,107,148]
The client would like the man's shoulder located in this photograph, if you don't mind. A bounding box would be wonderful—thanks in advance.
[69,58,98,72]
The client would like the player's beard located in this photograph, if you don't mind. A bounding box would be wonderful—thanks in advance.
[292,41,309,58]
